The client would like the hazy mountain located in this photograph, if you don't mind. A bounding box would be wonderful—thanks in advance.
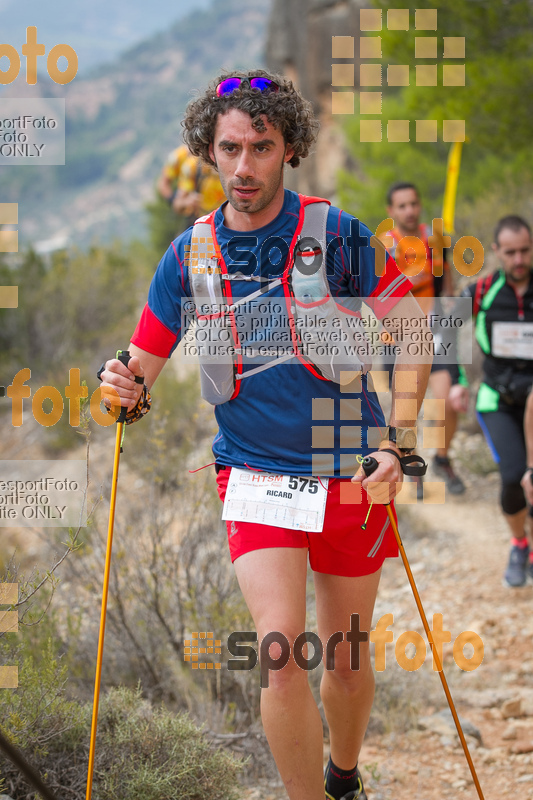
[0,0,210,74]
[0,0,271,249]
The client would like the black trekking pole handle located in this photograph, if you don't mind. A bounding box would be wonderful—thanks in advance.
[116,350,132,423]
[361,455,379,478]
[361,454,427,480]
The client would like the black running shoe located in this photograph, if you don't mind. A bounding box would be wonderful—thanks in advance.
[325,766,367,800]
[432,456,465,495]
[503,543,529,587]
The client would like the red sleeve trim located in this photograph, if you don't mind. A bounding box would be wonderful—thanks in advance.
[370,253,413,319]
[130,303,178,358]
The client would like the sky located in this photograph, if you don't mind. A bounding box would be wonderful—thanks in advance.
[0,0,211,74]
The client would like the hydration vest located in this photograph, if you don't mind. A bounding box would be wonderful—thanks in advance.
[187,194,371,405]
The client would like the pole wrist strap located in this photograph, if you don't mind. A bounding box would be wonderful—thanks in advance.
[379,448,427,477]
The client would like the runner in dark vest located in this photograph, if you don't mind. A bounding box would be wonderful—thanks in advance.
[462,215,533,587]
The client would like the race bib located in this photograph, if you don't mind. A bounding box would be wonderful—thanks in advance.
[492,322,533,360]
[222,468,329,533]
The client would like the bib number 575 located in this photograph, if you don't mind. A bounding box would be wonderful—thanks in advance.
[287,477,319,494]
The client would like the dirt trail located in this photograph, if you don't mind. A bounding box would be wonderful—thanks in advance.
[4,416,533,799]
[248,434,533,800]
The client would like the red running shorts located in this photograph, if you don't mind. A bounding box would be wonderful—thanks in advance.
[215,466,399,577]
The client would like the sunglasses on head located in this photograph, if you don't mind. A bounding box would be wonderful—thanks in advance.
[215,76,280,97]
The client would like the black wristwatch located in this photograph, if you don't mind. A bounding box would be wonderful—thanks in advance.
[382,426,417,454]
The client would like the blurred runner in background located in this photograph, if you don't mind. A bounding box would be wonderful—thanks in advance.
[156,143,226,228]
[522,389,533,506]
[463,215,533,586]
[381,182,469,497]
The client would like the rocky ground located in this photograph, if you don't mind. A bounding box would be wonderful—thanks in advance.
[3,415,532,800]
[241,431,533,800]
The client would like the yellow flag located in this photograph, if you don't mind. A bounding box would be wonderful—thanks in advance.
[442,140,464,234]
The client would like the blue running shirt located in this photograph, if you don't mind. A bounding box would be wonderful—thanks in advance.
[131,190,412,476]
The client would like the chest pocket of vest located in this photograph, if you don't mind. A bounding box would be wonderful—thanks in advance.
[188,200,372,405]
[290,202,370,384]
[188,226,237,405]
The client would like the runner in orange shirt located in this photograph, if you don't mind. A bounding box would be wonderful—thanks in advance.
[381,182,469,496]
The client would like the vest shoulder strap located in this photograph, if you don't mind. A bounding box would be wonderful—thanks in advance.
[473,272,496,318]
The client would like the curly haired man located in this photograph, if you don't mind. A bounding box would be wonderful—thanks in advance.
[100,70,432,800]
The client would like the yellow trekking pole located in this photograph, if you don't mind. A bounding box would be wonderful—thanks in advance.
[442,140,465,235]
[361,456,486,800]
[86,350,132,800]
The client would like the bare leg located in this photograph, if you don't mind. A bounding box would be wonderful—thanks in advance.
[314,568,382,770]
[234,548,324,800]
[504,507,528,540]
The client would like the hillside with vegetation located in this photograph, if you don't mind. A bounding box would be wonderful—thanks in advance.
[0,0,271,250]
[2,1,533,797]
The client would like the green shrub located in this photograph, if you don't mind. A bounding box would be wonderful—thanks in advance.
[94,686,241,800]
[0,644,241,800]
